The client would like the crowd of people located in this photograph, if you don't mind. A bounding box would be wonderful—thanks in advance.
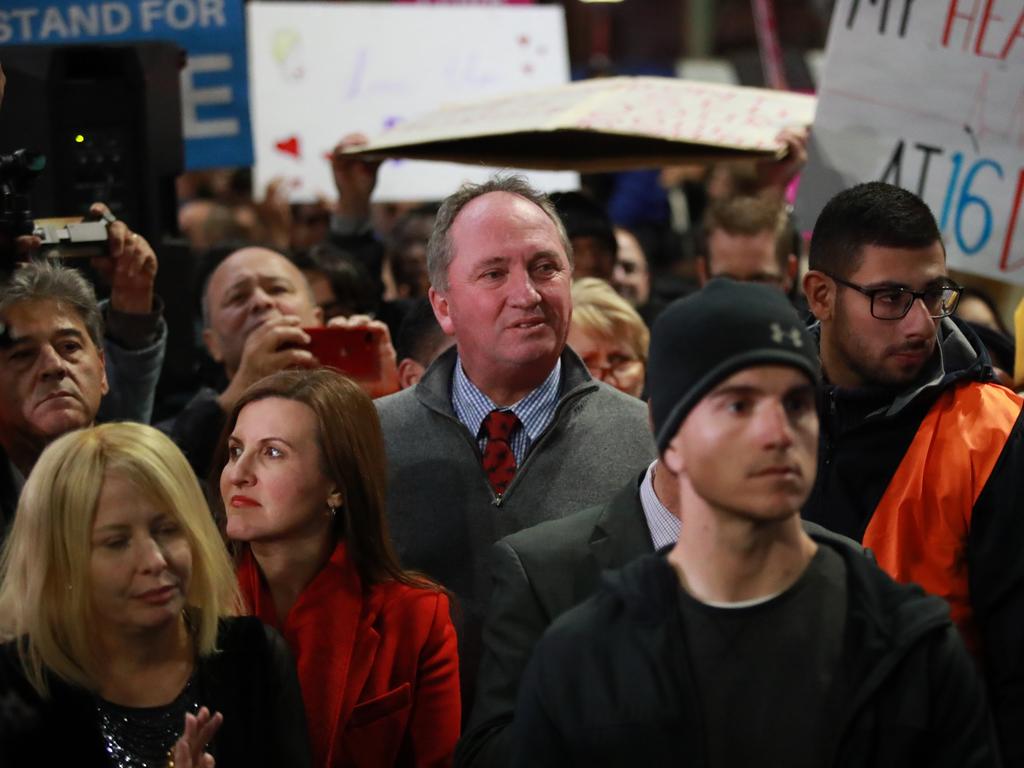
[0,113,1021,768]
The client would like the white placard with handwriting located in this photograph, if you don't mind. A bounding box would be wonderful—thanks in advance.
[247,2,577,202]
[796,0,1024,284]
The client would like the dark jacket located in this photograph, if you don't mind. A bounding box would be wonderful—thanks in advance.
[161,385,226,480]
[0,617,311,767]
[462,475,868,768]
[512,535,1000,768]
[804,317,1024,763]
[457,478,651,767]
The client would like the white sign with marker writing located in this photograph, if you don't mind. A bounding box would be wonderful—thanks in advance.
[247,2,576,202]
[796,0,1024,284]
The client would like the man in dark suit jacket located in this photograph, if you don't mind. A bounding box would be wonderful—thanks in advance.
[458,452,863,768]
[455,467,666,768]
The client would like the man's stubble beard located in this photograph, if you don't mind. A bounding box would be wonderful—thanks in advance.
[832,308,933,390]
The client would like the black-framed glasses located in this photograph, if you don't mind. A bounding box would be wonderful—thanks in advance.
[825,272,962,320]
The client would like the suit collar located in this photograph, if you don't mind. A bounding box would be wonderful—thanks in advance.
[589,473,654,570]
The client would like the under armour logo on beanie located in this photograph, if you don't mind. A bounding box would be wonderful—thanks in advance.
[481,409,520,495]
[770,322,805,348]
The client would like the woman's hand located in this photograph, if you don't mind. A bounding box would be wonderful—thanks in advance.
[169,707,223,768]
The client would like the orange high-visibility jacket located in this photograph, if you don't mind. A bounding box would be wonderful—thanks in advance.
[863,380,1023,654]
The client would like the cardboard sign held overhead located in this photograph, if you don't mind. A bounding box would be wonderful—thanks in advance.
[796,0,1024,285]
[345,76,818,172]
[247,2,576,202]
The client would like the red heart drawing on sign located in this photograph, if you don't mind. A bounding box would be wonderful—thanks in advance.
[275,136,301,159]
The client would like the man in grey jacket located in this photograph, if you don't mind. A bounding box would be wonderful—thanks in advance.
[376,175,655,715]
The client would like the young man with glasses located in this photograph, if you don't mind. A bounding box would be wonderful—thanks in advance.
[803,181,1024,764]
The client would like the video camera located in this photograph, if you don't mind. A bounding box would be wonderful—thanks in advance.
[0,148,112,274]
[0,148,45,241]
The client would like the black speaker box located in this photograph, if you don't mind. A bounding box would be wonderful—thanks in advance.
[0,42,184,244]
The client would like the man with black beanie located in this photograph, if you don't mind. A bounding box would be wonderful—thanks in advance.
[511,279,999,767]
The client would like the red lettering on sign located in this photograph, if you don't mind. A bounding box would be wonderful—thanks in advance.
[975,0,1004,57]
[1000,167,1024,271]
[944,0,983,49]
[1001,6,1024,58]
[943,0,1024,60]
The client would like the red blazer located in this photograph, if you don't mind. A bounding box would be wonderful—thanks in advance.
[238,541,461,768]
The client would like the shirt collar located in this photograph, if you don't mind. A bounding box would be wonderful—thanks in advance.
[639,460,679,550]
[452,356,562,441]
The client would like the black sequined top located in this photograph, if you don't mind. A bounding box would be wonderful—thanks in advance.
[95,675,199,768]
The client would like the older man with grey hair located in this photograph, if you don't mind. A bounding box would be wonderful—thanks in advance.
[375,175,655,716]
[0,244,165,537]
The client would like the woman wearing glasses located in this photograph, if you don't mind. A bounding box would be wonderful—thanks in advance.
[568,277,649,399]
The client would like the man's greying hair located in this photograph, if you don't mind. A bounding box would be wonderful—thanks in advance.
[426,174,573,292]
[0,260,103,345]
[809,182,943,278]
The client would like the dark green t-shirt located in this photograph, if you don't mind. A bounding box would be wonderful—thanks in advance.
[678,545,848,768]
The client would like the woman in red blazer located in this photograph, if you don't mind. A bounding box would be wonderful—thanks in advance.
[215,368,460,767]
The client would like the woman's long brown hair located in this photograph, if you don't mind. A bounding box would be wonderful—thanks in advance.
[211,368,438,592]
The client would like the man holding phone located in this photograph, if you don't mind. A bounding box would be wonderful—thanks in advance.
[168,245,397,477]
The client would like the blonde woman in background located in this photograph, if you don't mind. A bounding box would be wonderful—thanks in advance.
[568,277,650,399]
[0,422,310,768]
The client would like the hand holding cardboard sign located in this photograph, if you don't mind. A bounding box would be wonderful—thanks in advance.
[330,133,380,221]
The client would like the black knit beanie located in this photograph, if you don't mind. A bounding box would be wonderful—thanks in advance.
[648,278,821,453]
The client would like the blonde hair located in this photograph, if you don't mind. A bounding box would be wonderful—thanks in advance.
[0,422,241,696]
[571,278,650,363]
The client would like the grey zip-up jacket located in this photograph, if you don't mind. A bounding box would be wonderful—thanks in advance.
[376,346,655,713]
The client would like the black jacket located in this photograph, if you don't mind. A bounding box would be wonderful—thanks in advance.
[463,475,870,768]
[0,617,311,767]
[804,317,1024,763]
[512,535,1000,768]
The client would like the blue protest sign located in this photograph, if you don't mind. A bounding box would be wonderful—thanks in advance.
[0,0,253,169]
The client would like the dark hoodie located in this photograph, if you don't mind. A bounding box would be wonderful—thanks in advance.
[511,535,1000,768]
[804,316,998,538]
[804,317,1024,764]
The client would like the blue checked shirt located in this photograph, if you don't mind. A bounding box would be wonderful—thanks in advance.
[452,356,562,466]
[639,460,680,550]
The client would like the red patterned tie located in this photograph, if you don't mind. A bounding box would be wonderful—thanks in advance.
[481,410,520,495]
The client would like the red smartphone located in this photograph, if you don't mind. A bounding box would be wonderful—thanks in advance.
[304,327,381,380]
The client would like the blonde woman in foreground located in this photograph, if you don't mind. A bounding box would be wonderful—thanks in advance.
[0,422,310,768]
